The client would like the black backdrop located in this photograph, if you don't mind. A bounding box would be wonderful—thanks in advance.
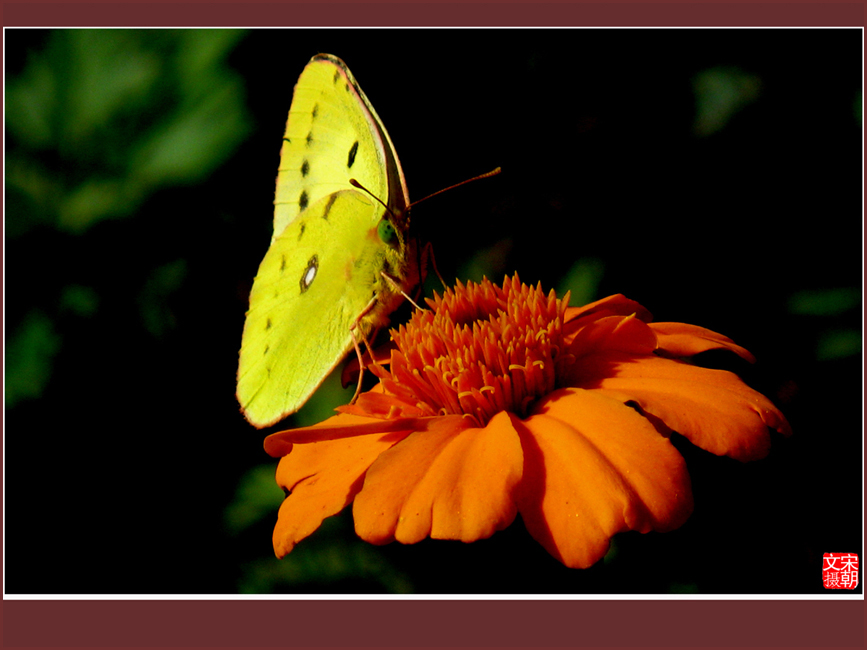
[4,28,862,594]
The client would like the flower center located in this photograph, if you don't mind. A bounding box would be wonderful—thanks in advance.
[376,275,571,426]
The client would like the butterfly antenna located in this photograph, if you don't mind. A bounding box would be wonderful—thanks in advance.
[353,168,501,293]
[350,166,502,216]
[406,167,501,212]
[349,178,396,218]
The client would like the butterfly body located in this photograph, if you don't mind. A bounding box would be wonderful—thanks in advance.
[237,54,418,428]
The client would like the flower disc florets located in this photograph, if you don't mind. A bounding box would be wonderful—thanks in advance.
[375,275,572,426]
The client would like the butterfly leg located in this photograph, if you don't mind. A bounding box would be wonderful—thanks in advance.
[420,240,446,289]
[348,297,380,404]
[348,327,366,405]
[380,272,424,311]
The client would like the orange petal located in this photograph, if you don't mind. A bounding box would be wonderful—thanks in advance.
[353,412,522,545]
[583,354,791,461]
[650,322,756,363]
[514,388,693,569]
[263,411,428,457]
[338,389,433,419]
[564,294,653,326]
[272,429,409,558]
[566,314,658,359]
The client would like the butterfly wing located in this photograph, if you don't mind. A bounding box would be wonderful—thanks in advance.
[238,54,421,428]
[273,53,409,240]
[238,190,408,427]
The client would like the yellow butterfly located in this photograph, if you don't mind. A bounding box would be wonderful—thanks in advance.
[237,53,421,428]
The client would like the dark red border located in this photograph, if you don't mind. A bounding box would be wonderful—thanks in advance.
[2,2,865,650]
[1,2,865,28]
[2,600,865,647]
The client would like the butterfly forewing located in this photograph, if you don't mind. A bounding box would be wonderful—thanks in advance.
[273,55,402,240]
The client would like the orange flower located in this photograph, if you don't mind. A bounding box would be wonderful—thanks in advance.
[264,275,791,569]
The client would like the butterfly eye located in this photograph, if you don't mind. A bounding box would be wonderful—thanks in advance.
[377,218,398,247]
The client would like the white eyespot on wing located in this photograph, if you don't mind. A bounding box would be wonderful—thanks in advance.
[300,256,318,293]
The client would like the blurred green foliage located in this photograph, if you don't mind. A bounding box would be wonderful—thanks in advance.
[5,29,249,235]
[4,29,250,408]
[138,259,188,338]
[788,287,861,361]
[238,513,413,594]
[59,283,100,318]
[5,310,61,406]
[692,66,761,137]
[557,257,605,307]
[815,328,861,361]
[788,287,860,316]
[224,464,286,537]
[457,238,514,285]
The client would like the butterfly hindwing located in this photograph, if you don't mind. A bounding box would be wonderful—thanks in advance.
[238,191,397,426]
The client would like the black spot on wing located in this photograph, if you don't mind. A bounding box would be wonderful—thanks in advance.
[265,318,272,330]
[347,141,359,169]
[301,159,310,177]
[322,194,338,221]
[298,223,306,241]
[312,103,319,119]
[299,190,309,211]
[306,131,314,147]
[280,254,286,272]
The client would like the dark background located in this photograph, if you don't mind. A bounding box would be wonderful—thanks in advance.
[4,28,862,594]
